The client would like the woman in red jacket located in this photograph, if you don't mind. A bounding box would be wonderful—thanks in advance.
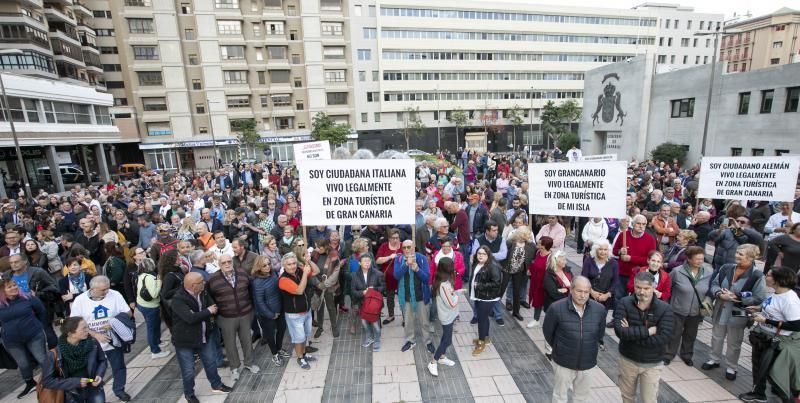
[430,238,465,290]
[627,250,671,301]
[527,236,553,328]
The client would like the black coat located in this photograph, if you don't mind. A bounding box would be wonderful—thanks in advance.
[472,262,502,301]
[543,298,607,370]
[613,295,674,364]
[42,338,107,391]
[351,268,385,305]
[170,287,215,349]
[543,270,571,311]
[502,241,536,274]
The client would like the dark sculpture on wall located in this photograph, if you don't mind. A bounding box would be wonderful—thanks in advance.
[591,73,626,126]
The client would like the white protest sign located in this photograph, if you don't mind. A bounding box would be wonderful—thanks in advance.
[528,161,627,218]
[698,156,800,201]
[297,159,416,225]
[292,140,331,161]
[580,153,617,162]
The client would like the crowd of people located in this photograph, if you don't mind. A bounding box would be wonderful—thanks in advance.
[0,147,798,403]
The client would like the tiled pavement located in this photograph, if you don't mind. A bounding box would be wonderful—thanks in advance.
[0,241,783,403]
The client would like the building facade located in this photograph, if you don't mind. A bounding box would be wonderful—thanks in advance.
[578,55,800,165]
[87,0,356,169]
[721,7,800,74]
[349,0,722,153]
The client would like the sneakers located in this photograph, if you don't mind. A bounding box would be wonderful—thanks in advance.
[211,384,233,393]
[701,360,720,370]
[298,357,311,370]
[738,392,767,403]
[496,318,505,326]
[512,313,524,322]
[314,327,324,338]
[401,341,416,352]
[426,343,435,354]
[231,367,241,382]
[151,350,170,359]
[159,341,170,348]
[472,340,486,356]
[245,364,260,374]
[470,317,478,324]
[362,339,375,348]
[427,361,439,377]
[186,395,201,403]
[306,345,319,353]
[277,349,291,359]
[272,354,284,367]
[382,316,395,325]
[373,343,380,352]
[438,356,456,367]
[725,369,737,381]
[526,319,540,328]
[17,380,36,399]
[304,353,317,362]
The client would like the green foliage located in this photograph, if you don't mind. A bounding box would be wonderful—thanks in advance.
[540,99,582,146]
[507,105,525,127]
[231,118,260,148]
[650,142,688,165]
[447,108,470,150]
[400,106,426,149]
[311,112,351,146]
[557,132,580,151]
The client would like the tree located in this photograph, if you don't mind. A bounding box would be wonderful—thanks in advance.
[557,132,580,151]
[400,106,425,150]
[446,108,469,151]
[540,99,582,148]
[311,112,351,146]
[231,118,261,158]
[507,105,525,152]
[650,142,688,165]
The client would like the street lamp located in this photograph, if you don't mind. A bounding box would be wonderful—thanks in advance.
[436,84,441,151]
[529,86,534,152]
[0,50,33,200]
[206,98,220,168]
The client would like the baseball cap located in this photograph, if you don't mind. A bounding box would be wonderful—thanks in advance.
[157,223,171,232]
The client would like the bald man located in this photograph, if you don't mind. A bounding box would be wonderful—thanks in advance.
[171,272,232,402]
[543,276,607,403]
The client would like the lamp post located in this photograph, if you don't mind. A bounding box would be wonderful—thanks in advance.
[436,84,441,151]
[206,98,220,168]
[0,52,33,200]
[529,86,534,152]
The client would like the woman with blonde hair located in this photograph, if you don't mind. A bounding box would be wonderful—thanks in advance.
[176,215,196,241]
[99,221,119,245]
[251,255,288,366]
[502,227,536,321]
[260,234,282,270]
[36,230,62,274]
[542,250,572,311]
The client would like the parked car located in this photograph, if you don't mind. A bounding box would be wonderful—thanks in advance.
[406,149,431,156]
[36,164,97,184]
[117,163,154,179]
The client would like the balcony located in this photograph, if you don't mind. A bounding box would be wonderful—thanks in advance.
[72,2,92,18]
[82,50,101,71]
[44,6,77,26]
[55,60,88,84]
[19,0,44,7]
[51,38,85,65]
[0,12,46,29]
[0,23,52,50]
[48,22,79,41]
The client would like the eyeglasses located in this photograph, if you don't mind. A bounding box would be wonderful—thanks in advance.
[402,246,414,249]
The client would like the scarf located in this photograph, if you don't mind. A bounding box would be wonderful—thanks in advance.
[68,272,86,295]
[57,336,93,377]
[435,249,455,265]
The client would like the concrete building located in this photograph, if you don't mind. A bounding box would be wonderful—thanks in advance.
[721,7,800,73]
[86,0,356,168]
[578,54,800,165]
[349,0,722,153]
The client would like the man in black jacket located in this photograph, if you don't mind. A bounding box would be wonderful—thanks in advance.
[614,271,674,403]
[171,272,232,403]
[543,276,606,403]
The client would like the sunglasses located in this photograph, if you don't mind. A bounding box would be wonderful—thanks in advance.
[402,246,414,249]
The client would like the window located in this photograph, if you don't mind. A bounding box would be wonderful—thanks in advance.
[374,112,380,122]
[358,71,366,81]
[270,70,290,83]
[124,0,151,5]
[296,101,304,110]
[325,69,346,82]
[665,19,670,28]
[294,78,302,87]
[372,70,379,81]
[217,21,242,35]
[680,38,689,47]
[357,49,371,60]
[291,54,301,64]
[366,92,379,102]
[100,46,118,54]
[354,5,362,16]
[252,23,261,37]
[741,63,747,71]
[147,122,172,136]
[188,54,199,65]
[667,38,672,47]
[703,56,708,64]
[776,25,786,31]
[223,70,247,84]
[673,19,678,29]
[327,92,347,105]
[776,149,790,156]
[95,106,111,125]
[257,71,266,84]
[220,45,245,60]
[137,71,163,86]
[786,87,800,112]
[132,46,159,60]
[107,82,125,89]
[361,113,368,123]
[184,28,195,40]
[670,98,694,118]
[686,20,692,29]
[706,38,711,48]
[290,30,298,40]
[321,22,343,36]
[700,21,705,30]
[267,22,284,35]
[127,18,154,34]
[93,10,109,18]
[731,147,742,156]
[96,29,115,37]
[752,148,764,156]
[199,127,208,134]
[657,55,666,64]
[682,55,687,64]
[693,38,697,47]
[227,95,250,108]
[192,79,202,90]
[215,0,238,8]
[368,5,376,16]
[196,103,205,113]
[142,97,167,111]
[258,95,268,108]
[276,117,293,130]
[102,64,122,72]
[320,0,341,11]
[737,92,750,114]
[771,58,780,65]
[323,47,345,60]
[670,55,675,64]
[659,38,663,46]
[287,5,296,16]
[180,3,192,13]
[267,46,286,60]
[760,90,774,113]
[363,28,376,39]
[695,56,700,64]
[773,41,783,48]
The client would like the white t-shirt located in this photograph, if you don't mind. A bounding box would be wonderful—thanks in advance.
[70,289,130,351]
[765,212,800,240]
[759,290,800,336]
[206,241,234,274]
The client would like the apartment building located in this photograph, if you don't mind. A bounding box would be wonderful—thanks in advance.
[634,3,723,68]
[87,0,356,169]
[350,0,722,153]
[721,7,800,73]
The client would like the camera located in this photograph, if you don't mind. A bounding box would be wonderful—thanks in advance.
[731,310,751,318]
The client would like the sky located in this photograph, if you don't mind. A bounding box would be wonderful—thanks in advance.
[499,0,792,21]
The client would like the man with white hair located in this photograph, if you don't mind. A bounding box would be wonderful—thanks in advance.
[70,275,133,401]
[612,214,657,308]
[690,211,713,250]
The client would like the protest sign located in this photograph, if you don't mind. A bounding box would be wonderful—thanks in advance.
[528,161,627,218]
[297,159,416,225]
[698,156,800,201]
[580,153,617,162]
[292,140,331,161]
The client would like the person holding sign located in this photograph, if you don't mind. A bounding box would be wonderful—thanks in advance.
[612,215,657,306]
[394,240,433,354]
[650,205,680,252]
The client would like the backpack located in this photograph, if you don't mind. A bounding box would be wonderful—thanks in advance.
[359,288,384,323]
[158,239,179,257]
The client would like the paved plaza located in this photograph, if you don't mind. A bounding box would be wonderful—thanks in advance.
[0,241,772,403]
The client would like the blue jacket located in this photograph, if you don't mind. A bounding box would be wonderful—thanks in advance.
[394,253,431,308]
[0,296,47,344]
[464,204,489,236]
[251,274,282,319]
[42,338,107,392]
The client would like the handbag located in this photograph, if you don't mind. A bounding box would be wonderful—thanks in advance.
[682,271,713,316]
[36,349,65,403]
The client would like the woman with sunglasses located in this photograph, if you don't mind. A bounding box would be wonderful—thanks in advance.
[251,255,288,367]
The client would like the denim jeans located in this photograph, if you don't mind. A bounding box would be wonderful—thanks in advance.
[104,346,127,396]
[65,386,105,403]
[434,322,454,360]
[3,331,47,381]
[137,305,162,353]
[176,342,223,398]
[472,300,503,320]
[475,300,493,340]
[361,319,381,348]
[257,314,287,355]
[285,312,312,344]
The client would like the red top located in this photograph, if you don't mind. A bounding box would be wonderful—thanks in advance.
[612,230,657,278]
[627,267,672,301]
[451,209,470,245]
[528,250,549,308]
[376,242,401,291]
[429,250,465,290]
